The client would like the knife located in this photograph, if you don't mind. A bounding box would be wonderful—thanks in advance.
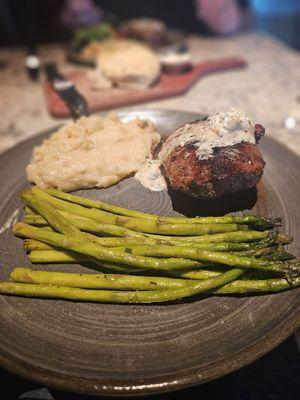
[44,63,90,119]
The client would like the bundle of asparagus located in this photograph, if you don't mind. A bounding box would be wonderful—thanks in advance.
[1,186,299,303]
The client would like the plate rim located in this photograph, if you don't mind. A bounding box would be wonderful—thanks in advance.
[0,109,299,396]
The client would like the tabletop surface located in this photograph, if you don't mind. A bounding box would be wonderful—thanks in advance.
[0,32,300,157]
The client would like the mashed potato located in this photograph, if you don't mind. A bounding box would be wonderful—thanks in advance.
[26,113,161,191]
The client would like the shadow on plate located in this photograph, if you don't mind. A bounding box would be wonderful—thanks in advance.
[168,187,258,217]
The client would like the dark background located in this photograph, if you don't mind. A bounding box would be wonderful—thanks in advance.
[1,0,300,49]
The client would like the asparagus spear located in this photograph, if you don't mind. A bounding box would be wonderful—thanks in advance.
[25,213,143,238]
[23,188,276,241]
[24,236,171,251]
[277,233,294,244]
[23,190,274,244]
[13,223,205,271]
[229,246,295,261]
[1,272,298,302]
[170,269,222,279]
[18,194,210,272]
[146,230,271,243]
[24,239,54,251]
[21,189,112,269]
[28,249,144,274]
[18,192,298,275]
[26,245,237,264]
[24,206,37,215]
[20,192,201,271]
[21,189,83,238]
[25,189,287,243]
[24,234,190,251]
[263,253,295,261]
[145,228,278,246]
[24,237,160,251]
[16,223,300,276]
[26,248,220,278]
[11,267,300,294]
[21,191,153,272]
[25,238,258,253]
[46,188,281,229]
[29,249,92,264]
[24,246,271,281]
[109,244,300,276]
[29,187,117,224]
[215,276,300,294]
[113,217,247,236]
[27,188,249,236]
[0,268,243,303]
[24,228,272,249]
[11,267,195,290]
[230,246,278,258]
[20,189,299,274]
[25,213,251,238]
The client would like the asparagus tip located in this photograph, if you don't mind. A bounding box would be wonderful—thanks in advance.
[19,188,33,198]
[253,216,282,231]
[277,233,294,245]
[12,222,24,234]
[281,260,300,278]
[255,229,278,248]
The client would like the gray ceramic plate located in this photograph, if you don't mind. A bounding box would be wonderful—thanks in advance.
[0,110,299,396]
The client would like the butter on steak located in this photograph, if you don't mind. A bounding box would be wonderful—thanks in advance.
[159,109,265,200]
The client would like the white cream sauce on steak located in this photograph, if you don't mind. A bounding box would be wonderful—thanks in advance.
[158,109,255,162]
[134,158,167,191]
[135,109,256,192]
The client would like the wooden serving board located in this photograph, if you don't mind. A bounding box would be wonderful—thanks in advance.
[43,57,246,118]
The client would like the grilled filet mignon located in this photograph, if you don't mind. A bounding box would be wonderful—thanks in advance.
[159,110,265,200]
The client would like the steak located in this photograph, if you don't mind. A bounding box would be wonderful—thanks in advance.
[160,122,265,200]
